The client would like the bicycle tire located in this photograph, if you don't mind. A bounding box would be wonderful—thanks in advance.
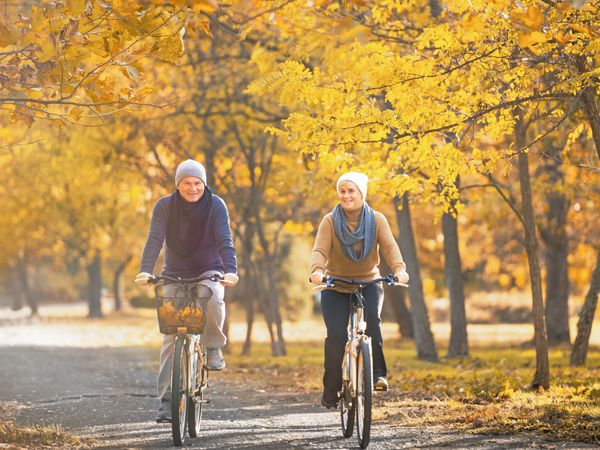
[356,338,373,449]
[340,348,355,438]
[188,344,206,437]
[340,386,355,438]
[171,336,189,446]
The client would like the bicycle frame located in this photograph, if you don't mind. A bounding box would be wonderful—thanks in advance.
[148,273,222,446]
[342,289,370,399]
[320,274,404,448]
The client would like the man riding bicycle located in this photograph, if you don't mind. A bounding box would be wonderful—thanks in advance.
[135,159,238,422]
[310,172,409,409]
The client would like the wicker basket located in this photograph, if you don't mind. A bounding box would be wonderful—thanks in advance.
[155,284,207,334]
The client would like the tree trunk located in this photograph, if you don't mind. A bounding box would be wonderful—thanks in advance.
[87,252,103,318]
[569,57,600,366]
[239,221,258,355]
[579,59,600,161]
[10,266,23,311]
[266,263,287,356]
[570,250,600,366]
[443,201,468,358]
[394,193,438,361]
[516,119,549,389]
[16,254,37,316]
[381,257,413,339]
[257,274,279,356]
[254,208,286,357]
[241,235,256,356]
[254,259,280,356]
[112,256,132,311]
[242,295,255,356]
[539,139,570,345]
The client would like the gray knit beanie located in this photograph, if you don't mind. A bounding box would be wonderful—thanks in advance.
[175,159,207,187]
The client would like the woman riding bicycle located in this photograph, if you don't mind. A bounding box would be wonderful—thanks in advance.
[135,159,239,422]
[309,172,409,409]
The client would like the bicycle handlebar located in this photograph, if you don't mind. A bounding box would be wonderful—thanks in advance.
[148,273,224,285]
[321,274,405,288]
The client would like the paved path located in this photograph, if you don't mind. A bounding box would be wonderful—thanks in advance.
[0,316,595,449]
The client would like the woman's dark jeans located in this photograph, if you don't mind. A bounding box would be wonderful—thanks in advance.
[320,283,386,400]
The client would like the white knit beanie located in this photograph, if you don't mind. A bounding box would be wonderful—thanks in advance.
[175,159,207,187]
[336,172,368,200]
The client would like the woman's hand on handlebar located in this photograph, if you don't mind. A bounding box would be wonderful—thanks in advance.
[394,270,409,285]
[310,271,324,285]
[222,273,239,286]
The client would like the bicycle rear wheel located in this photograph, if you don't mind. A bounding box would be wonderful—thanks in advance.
[188,344,207,437]
[171,336,189,446]
[356,338,373,449]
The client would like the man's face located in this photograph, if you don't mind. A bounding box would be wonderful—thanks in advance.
[177,177,205,202]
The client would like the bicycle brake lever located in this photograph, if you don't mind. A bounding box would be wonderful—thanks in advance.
[384,275,397,285]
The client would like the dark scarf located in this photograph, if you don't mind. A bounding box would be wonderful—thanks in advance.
[332,203,376,262]
[166,188,213,257]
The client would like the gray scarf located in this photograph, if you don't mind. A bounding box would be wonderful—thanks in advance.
[332,203,376,262]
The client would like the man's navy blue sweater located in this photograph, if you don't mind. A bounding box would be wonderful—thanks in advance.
[140,194,237,277]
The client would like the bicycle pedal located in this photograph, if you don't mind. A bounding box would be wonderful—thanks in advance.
[374,385,388,392]
[156,418,172,424]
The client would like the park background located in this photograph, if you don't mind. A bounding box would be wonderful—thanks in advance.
[0,0,599,447]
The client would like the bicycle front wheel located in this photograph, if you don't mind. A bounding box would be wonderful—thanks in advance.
[356,338,373,449]
[340,385,355,438]
[188,344,207,437]
[171,336,189,446]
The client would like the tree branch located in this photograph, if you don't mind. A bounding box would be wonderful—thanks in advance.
[485,172,526,229]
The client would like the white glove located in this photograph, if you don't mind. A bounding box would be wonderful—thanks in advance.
[134,272,152,287]
[394,270,409,285]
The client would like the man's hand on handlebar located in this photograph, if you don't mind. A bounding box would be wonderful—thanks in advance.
[134,272,152,287]
[222,273,239,287]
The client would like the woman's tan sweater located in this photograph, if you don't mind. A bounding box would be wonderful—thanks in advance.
[310,207,406,290]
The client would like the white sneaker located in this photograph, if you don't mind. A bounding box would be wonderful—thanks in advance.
[206,348,225,371]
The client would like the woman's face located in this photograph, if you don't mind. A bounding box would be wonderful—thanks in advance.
[178,176,205,202]
[337,181,363,211]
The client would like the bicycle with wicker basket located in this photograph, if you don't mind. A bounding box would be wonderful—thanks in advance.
[148,273,223,447]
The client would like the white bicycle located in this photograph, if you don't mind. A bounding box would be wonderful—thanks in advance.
[319,274,404,449]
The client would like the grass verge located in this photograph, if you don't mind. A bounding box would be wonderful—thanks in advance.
[0,419,91,448]
[225,340,600,444]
